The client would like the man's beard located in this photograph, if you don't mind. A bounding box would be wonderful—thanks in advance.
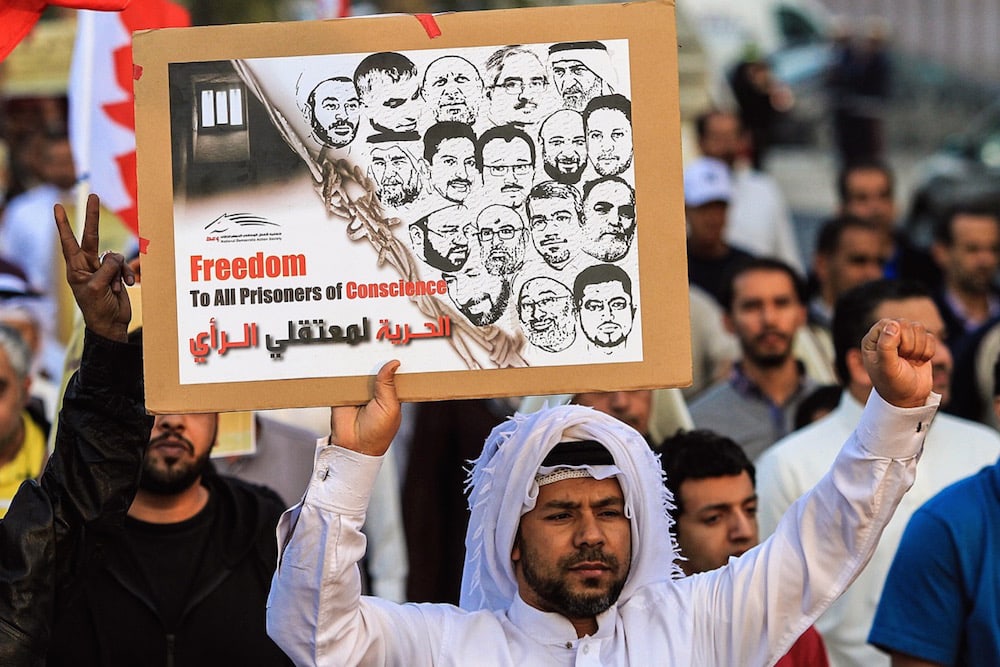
[543,159,586,185]
[520,544,627,618]
[585,230,631,262]
[139,433,212,495]
[528,316,575,352]
[380,174,420,207]
[459,284,510,326]
[484,244,525,275]
[422,235,467,272]
[746,332,793,368]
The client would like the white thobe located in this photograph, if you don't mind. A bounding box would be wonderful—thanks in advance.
[267,392,936,666]
[757,392,1000,667]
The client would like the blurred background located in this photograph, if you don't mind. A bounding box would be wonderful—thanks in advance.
[3,0,1000,263]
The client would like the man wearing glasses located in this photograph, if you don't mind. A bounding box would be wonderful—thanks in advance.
[517,276,576,353]
[525,181,583,271]
[573,263,636,353]
[484,46,555,130]
[477,125,536,209]
[581,176,636,262]
[470,204,527,276]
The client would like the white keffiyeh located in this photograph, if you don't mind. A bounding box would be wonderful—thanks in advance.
[459,404,681,613]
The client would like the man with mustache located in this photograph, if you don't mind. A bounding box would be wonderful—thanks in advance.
[689,258,818,461]
[443,262,511,326]
[305,76,361,149]
[471,204,527,276]
[583,94,632,177]
[485,45,554,130]
[581,175,636,262]
[661,430,830,666]
[574,263,636,353]
[758,279,1000,667]
[409,206,472,272]
[518,276,576,352]
[421,55,484,126]
[538,109,587,185]
[548,41,616,112]
[422,121,480,206]
[368,144,421,208]
[479,124,536,209]
[526,180,583,271]
[266,298,946,666]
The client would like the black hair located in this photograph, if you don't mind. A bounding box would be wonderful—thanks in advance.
[719,257,806,313]
[659,429,755,519]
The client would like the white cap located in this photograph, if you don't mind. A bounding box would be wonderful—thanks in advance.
[683,157,732,207]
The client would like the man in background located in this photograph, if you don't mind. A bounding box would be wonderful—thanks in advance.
[660,429,829,666]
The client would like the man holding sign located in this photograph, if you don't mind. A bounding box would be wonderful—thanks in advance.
[267,307,941,663]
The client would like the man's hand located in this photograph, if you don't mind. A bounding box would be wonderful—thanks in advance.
[862,318,935,409]
[55,193,136,343]
[329,360,401,456]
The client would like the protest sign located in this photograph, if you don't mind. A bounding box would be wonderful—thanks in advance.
[133,0,690,412]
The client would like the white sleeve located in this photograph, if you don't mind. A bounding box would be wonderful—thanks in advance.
[685,390,938,666]
[266,440,438,666]
[363,450,409,602]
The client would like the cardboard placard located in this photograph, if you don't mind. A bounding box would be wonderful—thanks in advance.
[133,0,690,413]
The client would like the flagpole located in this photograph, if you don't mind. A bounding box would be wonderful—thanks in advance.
[70,9,96,236]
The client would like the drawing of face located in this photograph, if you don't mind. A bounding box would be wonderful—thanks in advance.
[527,193,581,270]
[444,264,510,326]
[369,145,420,207]
[488,50,550,128]
[410,207,471,272]
[518,277,576,352]
[422,56,483,125]
[587,107,632,176]
[309,78,361,148]
[539,110,587,185]
[582,178,636,262]
[428,136,479,204]
[473,204,527,275]
[482,136,534,208]
[551,58,603,111]
[363,74,420,134]
[577,278,634,349]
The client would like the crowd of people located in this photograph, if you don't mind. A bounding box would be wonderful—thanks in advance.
[0,42,997,667]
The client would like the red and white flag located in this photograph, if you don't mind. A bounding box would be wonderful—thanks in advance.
[69,0,189,235]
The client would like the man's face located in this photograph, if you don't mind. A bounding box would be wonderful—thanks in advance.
[362,74,420,134]
[474,205,527,275]
[141,413,217,495]
[586,108,632,176]
[539,110,587,184]
[482,137,534,208]
[550,58,602,111]
[725,269,805,368]
[841,168,896,232]
[43,139,77,191]
[412,208,470,272]
[310,79,361,148]
[444,264,509,326]
[513,476,631,620]
[578,280,634,348]
[873,298,952,402]
[818,226,889,305]
[675,472,758,576]
[582,180,636,262]
[686,202,728,251]
[428,137,479,204]
[0,349,28,456]
[518,277,576,352]
[488,51,550,127]
[697,113,741,168]
[528,195,580,270]
[934,213,1000,296]
[573,390,652,435]
[422,57,482,125]
[369,146,420,207]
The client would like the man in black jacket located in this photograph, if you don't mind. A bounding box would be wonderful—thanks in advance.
[0,195,292,666]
